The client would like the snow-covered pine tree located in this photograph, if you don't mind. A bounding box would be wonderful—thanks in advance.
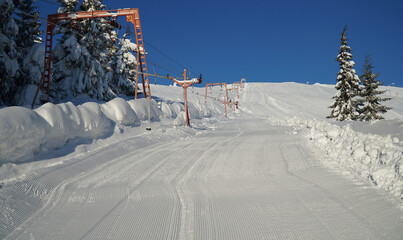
[14,0,43,87]
[328,26,361,121]
[358,55,391,121]
[14,0,42,50]
[111,36,137,96]
[77,0,116,100]
[52,0,117,101]
[56,0,77,13]
[51,0,81,100]
[0,0,20,105]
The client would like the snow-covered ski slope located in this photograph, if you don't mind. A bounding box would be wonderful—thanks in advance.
[1,82,402,239]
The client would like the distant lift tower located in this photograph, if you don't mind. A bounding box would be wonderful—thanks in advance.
[32,8,151,109]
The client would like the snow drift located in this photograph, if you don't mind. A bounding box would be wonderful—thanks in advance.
[0,94,222,163]
[306,120,402,199]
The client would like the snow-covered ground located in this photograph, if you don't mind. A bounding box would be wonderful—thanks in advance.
[0,82,402,239]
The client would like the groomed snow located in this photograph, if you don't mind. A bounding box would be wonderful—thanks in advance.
[0,82,402,239]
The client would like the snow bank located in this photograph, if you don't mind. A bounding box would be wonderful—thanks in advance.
[0,102,114,163]
[101,98,139,126]
[281,117,403,200]
[306,121,402,199]
[127,98,161,122]
[0,94,223,163]
[0,107,51,162]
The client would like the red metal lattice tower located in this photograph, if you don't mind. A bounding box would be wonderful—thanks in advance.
[32,9,151,109]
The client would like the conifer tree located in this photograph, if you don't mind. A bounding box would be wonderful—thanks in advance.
[51,0,81,100]
[359,55,391,121]
[15,0,42,49]
[78,0,116,100]
[52,0,118,101]
[111,36,137,96]
[328,26,361,121]
[14,0,43,88]
[0,0,20,105]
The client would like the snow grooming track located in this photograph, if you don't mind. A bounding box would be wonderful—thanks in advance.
[6,138,180,239]
[76,143,182,240]
[2,124,201,240]
[278,141,402,239]
[175,121,244,240]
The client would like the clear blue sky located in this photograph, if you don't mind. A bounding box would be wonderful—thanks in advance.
[37,0,403,87]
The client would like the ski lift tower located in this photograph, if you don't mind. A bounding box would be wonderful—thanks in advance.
[31,8,151,109]
[168,69,202,126]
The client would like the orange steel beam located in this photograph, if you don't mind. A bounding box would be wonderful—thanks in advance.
[32,9,151,109]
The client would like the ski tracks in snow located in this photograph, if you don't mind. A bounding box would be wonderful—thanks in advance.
[3,116,403,239]
[175,121,244,240]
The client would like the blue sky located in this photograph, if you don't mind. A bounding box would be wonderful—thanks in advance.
[37,0,403,87]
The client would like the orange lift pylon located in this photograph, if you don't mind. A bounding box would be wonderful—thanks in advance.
[167,69,202,126]
[31,8,151,109]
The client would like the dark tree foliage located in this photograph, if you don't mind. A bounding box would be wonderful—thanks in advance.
[14,0,43,91]
[0,0,20,105]
[359,56,391,121]
[14,0,42,49]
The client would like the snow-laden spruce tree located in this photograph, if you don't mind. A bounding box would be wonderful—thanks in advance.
[14,0,43,87]
[328,26,361,121]
[14,0,42,50]
[51,0,81,100]
[111,36,137,96]
[359,55,391,121]
[52,0,117,101]
[0,0,20,105]
[77,0,117,100]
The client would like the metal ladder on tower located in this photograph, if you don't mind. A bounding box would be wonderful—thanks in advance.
[31,17,56,108]
[132,15,151,99]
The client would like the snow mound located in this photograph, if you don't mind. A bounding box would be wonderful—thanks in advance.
[0,93,222,164]
[281,117,403,200]
[0,107,51,162]
[101,97,139,126]
[127,98,161,122]
[306,121,402,199]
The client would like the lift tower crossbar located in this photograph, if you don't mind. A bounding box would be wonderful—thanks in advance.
[168,69,202,126]
[31,8,151,109]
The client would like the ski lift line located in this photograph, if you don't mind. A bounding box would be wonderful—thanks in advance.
[136,70,171,80]
[143,40,199,79]
[191,88,230,102]
[143,40,187,69]
[146,59,183,76]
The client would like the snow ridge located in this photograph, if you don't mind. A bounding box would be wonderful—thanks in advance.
[280,118,402,200]
[0,97,219,164]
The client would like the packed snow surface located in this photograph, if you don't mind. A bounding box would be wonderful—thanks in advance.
[0,82,402,239]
